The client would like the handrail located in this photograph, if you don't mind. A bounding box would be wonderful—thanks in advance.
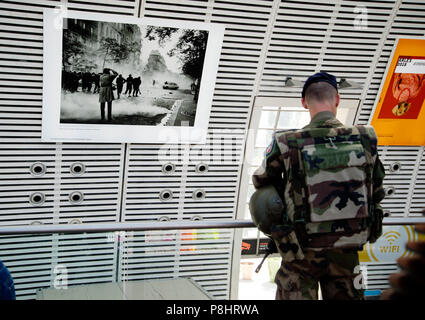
[0,218,423,235]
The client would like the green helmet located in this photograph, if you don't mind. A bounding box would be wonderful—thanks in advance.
[249,184,285,236]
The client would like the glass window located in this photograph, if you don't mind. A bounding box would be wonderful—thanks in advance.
[239,97,356,250]
[255,129,274,148]
[243,107,308,243]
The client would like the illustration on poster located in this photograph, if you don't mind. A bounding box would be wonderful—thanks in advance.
[378,56,425,119]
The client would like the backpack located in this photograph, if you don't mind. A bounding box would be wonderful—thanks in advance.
[274,125,378,250]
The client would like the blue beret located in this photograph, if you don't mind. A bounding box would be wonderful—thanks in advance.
[302,72,338,98]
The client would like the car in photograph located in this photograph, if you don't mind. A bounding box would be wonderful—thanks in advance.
[163,82,179,90]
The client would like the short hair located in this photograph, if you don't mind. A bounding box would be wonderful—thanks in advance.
[103,68,109,74]
[304,81,338,105]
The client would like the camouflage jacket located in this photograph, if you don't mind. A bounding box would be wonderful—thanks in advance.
[252,111,386,250]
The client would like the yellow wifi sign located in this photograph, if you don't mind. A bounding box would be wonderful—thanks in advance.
[359,225,418,263]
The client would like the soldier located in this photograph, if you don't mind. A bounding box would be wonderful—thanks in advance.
[92,72,100,94]
[82,72,91,92]
[250,72,386,300]
[132,76,141,97]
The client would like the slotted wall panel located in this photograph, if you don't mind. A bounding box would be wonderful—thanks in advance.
[118,229,233,299]
[322,0,395,101]
[0,0,57,300]
[260,0,337,96]
[0,0,135,299]
[0,234,54,300]
[373,0,425,221]
[363,263,400,292]
[57,143,125,224]
[259,0,396,101]
[67,0,135,15]
[257,0,424,221]
[52,232,118,287]
[356,0,425,221]
[377,146,422,217]
[0,143,56,225]
[122,144,183,222]
[411,147,425,217]
[253,0,424,295]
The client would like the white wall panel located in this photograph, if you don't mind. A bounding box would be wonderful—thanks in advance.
[411,147,425,217]
[0,233,53,300]
[0,0,424,300]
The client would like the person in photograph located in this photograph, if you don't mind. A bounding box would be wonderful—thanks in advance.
[116,74,124,99]
[69,71,79,93]
[77,72,83,92]
[86,73,93,93]
[0,259,15,300]
[125,74,133,97]
[62,70,70,92]
[99,68,118,122]
[133,76,141,97]
[82,71,91,93]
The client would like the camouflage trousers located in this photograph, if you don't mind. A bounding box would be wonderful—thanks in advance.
[275,249,364,300]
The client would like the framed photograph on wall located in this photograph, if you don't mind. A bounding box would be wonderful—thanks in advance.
[42,9,225,144]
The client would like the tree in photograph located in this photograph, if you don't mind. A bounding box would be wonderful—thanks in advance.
[145,26,178,46]
[144,26,208,101]
[73,57,98,73]
[62,33,85,70]
[99,37,142,70]
[126,40,142,69]
[99,37,125,69]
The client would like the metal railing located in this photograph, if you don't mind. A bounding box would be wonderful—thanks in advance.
[0,217,424,235]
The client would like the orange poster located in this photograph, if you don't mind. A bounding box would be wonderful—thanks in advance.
[370,38,425,146]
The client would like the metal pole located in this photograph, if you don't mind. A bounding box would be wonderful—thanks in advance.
[0,218,423,235]
[381,217,425,226]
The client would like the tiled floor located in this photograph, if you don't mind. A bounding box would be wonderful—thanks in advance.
[237,257,279,300]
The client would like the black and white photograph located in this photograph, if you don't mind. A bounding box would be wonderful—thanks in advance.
[42,10,224,143]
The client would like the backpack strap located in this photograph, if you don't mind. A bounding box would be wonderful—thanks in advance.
[285,132,310,224]
[355,125,377,193]
[355,125,378,166]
